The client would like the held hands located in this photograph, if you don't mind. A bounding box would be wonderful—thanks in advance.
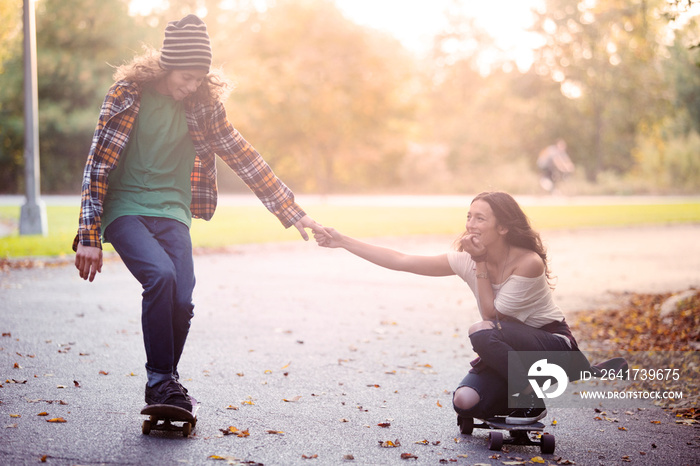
[460,234,487,262]
[294,215,332,241]
[313,226,343,248]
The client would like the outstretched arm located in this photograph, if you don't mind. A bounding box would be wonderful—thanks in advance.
[315,227,454,277]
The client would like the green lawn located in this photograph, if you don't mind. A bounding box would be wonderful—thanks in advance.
[1,201,698,259]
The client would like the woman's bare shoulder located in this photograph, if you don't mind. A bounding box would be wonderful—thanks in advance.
[512,248,545,278]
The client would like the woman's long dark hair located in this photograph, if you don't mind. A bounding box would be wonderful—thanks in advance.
[456,191,555,287]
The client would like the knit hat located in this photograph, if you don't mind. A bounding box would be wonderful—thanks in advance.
[159,14,212,72]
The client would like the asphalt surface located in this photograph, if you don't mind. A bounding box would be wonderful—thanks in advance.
[1,224,699,465]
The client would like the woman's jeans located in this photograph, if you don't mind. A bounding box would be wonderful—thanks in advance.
[453,320,572,419]
[105,216,195,385]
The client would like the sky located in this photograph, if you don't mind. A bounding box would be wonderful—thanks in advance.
[335,0,544,63]
[129,0,545,70]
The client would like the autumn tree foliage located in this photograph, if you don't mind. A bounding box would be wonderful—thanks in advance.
[1,0,698,194]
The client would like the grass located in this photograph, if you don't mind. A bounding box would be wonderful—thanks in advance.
[1,200,699,259]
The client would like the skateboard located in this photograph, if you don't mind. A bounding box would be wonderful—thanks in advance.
[141,396,199,437]
[457,415,555,454]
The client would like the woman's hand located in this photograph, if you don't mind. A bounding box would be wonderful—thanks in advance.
[460,234,487,261]
[293,214,330,241]
[314,226,342,248]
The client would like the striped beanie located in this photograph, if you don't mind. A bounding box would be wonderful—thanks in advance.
[159,14,212,72]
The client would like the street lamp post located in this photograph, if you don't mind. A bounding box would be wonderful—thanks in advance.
[19,0,47,236]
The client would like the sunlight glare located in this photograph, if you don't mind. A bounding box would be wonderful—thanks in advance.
[130,0,545,71]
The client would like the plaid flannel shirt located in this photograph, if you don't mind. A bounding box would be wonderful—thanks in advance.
[73,81,305,250]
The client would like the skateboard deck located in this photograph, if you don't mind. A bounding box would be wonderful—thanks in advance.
[458,415,555,454]
[141,397,199,437]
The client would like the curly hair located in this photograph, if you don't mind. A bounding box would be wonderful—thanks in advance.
[455,191,555,287]
[111,46,232,104]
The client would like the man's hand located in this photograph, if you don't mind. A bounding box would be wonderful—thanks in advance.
[293,215,331,241]
[75,244,103,282]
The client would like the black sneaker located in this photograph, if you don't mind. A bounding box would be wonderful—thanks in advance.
[505,406,547,425]
[172,372,189,396]
[145,379,192,412]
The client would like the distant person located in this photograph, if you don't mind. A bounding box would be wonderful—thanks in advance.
[537,139,575,194]
[73,14,327,412]
[314,191,587,425]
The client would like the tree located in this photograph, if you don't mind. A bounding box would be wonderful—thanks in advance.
[0,0,149,193]
[209,0,417,192]
[530,0,671,181]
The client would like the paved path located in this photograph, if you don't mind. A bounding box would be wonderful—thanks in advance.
[1,225,699,465]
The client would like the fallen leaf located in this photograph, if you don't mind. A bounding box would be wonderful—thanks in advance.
[301,454,318,459]
[47,418,66,423]
[400,453,418,459]
[13,363,21,369]
[10,414,21,418]
[531,456,545,463]
[99,371,109,376]
[436,400,442,408]
[343,454,354,460]
[221,426,250,437]
[377,423,391,428]
[618,426,628,431]
[379,439,401,448]
[37,412,48,416]
[266,430,284,435]
[283,396,302,403]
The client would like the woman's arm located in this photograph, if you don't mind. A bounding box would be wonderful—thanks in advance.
[473,259,498,320]
[315,227,454,277]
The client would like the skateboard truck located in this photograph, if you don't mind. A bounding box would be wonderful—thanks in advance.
[141,396,199,438]
[458,415,555,454]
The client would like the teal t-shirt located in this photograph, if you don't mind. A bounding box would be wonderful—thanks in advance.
[102,86,196,239]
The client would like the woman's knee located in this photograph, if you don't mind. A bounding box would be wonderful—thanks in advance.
[468,320,496,336]
[453,386,480,412]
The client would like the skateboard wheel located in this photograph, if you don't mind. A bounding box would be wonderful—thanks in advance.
[487,431,503,451]
[142,420,152,435]
[182,422,192,437]
[540,433,555,454]
[457,416,474,435]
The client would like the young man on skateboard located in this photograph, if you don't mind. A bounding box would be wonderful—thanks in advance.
[73,14,326,412]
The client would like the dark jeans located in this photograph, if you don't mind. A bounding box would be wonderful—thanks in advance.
[105,216,195,382]
[453,320,572,420]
